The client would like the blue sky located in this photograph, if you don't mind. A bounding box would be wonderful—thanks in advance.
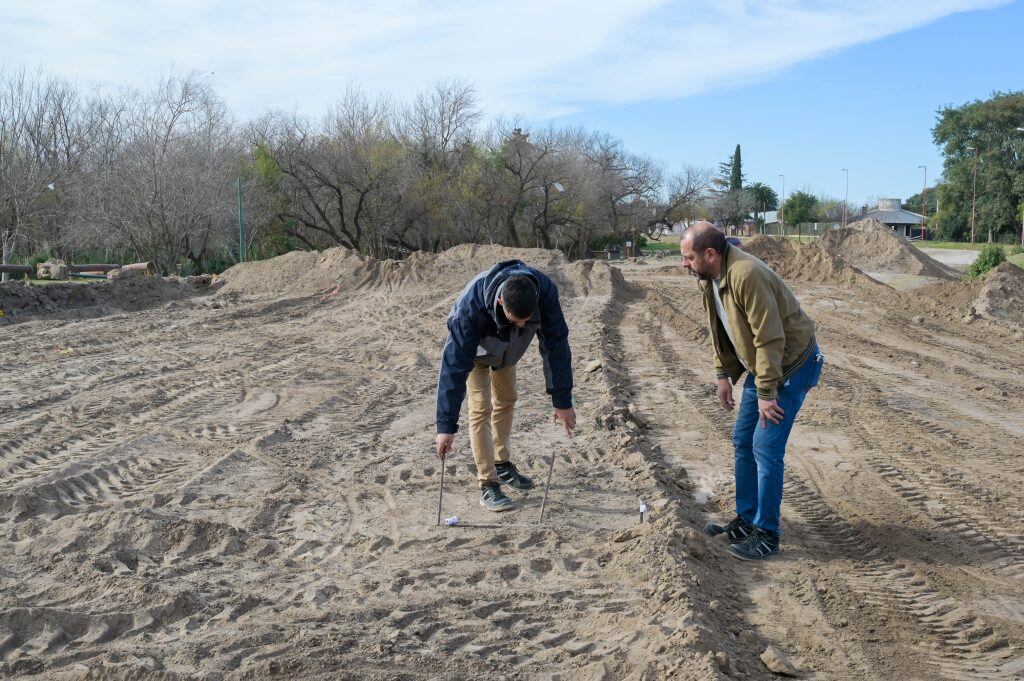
[555,1,1024,206]
[2,0,1021,205]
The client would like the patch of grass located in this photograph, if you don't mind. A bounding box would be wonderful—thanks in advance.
[923,242,1024,264]
[642,240,678,252]
[922,241,987,251]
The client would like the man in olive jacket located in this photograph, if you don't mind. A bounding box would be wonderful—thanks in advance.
[680,222,823,560]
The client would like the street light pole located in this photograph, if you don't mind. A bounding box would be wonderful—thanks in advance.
[778,174,785,237]
[842,168,849,229]
[918,165,927,240]
[237,177,245,263]
[967,147,978,244]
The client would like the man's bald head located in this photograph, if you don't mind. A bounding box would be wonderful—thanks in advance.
[680,221,727,256]
[679,221,727,281]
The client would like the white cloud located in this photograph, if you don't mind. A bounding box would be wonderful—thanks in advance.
[0,0,1010,118]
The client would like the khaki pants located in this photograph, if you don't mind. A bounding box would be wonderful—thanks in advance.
[467,362,517,485]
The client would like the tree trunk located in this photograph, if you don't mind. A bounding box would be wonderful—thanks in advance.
[1,232,12,282]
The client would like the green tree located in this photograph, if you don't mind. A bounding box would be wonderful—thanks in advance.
[715,144,745,193]
[730,144,743,191]
[711,145,748,227]
[932,91,1024,242]
[783,191,818,228]
[746,182,778,232]
[903,185,939,216]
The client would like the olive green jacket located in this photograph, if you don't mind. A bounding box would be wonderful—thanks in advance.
[698,245,816,400]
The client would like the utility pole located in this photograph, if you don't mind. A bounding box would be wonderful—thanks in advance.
[918,165,927,240]
[778,174,785,237]
[842,168,849,229]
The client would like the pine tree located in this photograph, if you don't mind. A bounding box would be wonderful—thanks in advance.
[730,144,743,191]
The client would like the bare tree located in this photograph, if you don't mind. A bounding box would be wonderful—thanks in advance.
[646,166,713,237]
[89,72,237,273]
[257,86,411,257]
[0,68,100,278]
[2,67,715,270]
[399,80,483,251]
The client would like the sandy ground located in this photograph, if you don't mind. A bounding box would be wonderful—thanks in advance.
[1,245,1023,680]
[861,271,945,291]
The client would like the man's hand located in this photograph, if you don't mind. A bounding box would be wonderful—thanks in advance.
[435,433,454,460]
[758,399,785,428]
[553,407,576,436]
[716,378,735,411]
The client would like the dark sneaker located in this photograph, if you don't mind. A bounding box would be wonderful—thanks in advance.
[704,515,754,543]
[495,462,535,491]
[728,529,780,561]
[480,482,515,512]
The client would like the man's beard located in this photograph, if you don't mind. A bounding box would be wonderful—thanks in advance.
[683,264,711,281]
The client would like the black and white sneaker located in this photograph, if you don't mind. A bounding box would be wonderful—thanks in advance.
[728,529,780,561]
[704,515,754,543]
[480,482,515,512]
[495,462,535,491]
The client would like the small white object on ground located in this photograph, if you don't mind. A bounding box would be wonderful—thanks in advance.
[444,516,459,527]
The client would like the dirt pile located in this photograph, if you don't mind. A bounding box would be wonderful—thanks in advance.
[972,261,1024,328]
[742,236,886,289]
[215,244,569,298]
[0,276,209,324]
[820,219,956,279]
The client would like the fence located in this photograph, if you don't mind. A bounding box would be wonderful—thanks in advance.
[760,222,841,241]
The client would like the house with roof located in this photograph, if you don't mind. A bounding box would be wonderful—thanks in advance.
[859,199,924,238]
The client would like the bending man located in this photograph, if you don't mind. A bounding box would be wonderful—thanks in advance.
[435,260,576,512]
[680,223,823,560]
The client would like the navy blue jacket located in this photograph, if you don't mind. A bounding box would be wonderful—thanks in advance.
[436,260,573,435]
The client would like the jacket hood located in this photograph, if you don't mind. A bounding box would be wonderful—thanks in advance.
[483,260,541,328]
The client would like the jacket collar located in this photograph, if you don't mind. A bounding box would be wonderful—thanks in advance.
[714,244,734,292]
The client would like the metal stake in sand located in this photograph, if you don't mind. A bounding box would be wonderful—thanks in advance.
[537,451,557,525]
[436,458,446,526]
[538,416,574,526]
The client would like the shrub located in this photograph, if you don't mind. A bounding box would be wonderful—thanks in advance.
[1009,245,1024,256]
[590,234,647,252]
[967,243,1006,279]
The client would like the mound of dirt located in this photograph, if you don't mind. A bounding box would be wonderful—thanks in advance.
[742,236,886,289]
[820,219,956,279]
[0,276,209,324]
[216,244,570,299]
[973,262,1024,328]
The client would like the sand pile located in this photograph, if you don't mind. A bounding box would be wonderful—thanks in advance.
[742,236,885,289]
[0,276,208,324]
[820,219,956,279]
[972,262,1024,328]
[214,249,358,297]
[216,244,570,298]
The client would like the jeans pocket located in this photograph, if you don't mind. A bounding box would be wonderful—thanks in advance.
[806,353,825,389]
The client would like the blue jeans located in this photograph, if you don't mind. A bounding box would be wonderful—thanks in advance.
[732,346,823,538]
